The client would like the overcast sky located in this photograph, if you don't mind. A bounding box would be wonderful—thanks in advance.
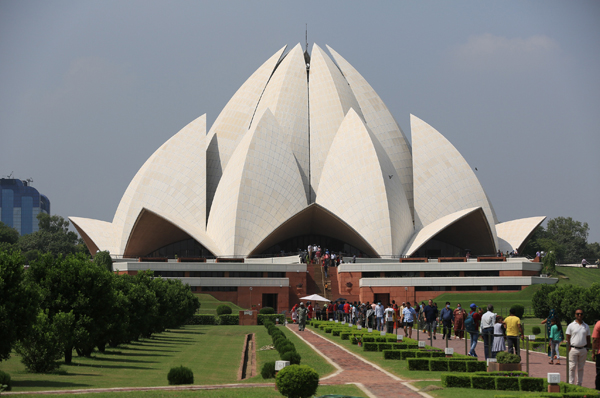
[1,1,599,243]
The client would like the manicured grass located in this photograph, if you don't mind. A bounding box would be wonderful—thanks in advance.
[1,324,334,392]
[195,294,246,315]
[11,384,367,397]
[554,266,600,288]
[434,285,542,315]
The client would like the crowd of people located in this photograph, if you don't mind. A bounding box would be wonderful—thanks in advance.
[298,245,357,278]
[289,300,600,389]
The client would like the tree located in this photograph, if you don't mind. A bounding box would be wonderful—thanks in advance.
[93,251,113,272]
[546,217,589,263]
[541,250,557,275]
[18,214,89,261]
[0,222,19,253]
[0,250,39,361]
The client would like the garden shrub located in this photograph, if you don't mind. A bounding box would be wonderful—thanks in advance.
[186,314,216,325]
[518,377,544,392]
[386,336,398,343]
[378,343,392,351]
[350,336,358,345]
[276,364,319,398]
[509,304,525,319]
[362,336,375,342]
[431,351,446,358]
[429,359,449,371]
[400,350,417,360]
[217,315,239,325]
[281,350,301,365]
[259,307,275,315]
[261,361,276,379]
[364,343,378,352]
[531,326,541,335]
[448,360,467,372]
[558,382,600,395]
[407,358,430,371]
[340,332,351,340]
[441,374,472,388]
[471,375,495,389]
[279,343,296,356]
[375,336,386,342]
[476,371,528,377]
[415,351,434,358]
[167,366,194,385]
[258,314,286,325]
[496,352,521,364]
[216,305,232,315]
[0,370,12,391]
[332,329,341,336]
[466,360,487,372]
[383,350,402,360]
[496,377,519,391]
[325,327,333,333]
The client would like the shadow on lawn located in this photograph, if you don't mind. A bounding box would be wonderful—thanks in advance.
[104,351,172,357]
[150,337,194,343]
[65,362,154,370]
[168,330,204,335]
[91,357,158,364]
[118,346,174,353]
[12,380,92,389]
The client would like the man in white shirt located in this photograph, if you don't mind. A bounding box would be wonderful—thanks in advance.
[384,303,395,334]
[566,308,591,386]
[375,302,385,331]
[480,304,496,359]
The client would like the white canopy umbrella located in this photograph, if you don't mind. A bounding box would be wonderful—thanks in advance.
[300,294,330,302]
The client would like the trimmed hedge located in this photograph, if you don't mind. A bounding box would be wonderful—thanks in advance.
[364,343,378,352]
[407,358,430,371]
[218,315,239,325]
[496,377,519,391]
[167,366,194,385]
[442,374,472,388]
[216,305,232,315]
[383,350,403,360]
[0,370,12,391]
[186,314,217,325]
[261,361,276,379]
[472,375,496,389]
[332,330,341,336]
[465,361,487,372]
[281,350,301,365]
[378,343,392,351]
[475,371,528,377]
[448,360,467,372]
[518,377,544,392]
[257,314,286,325]
[340,332,351,340]
[276,365,319,398]
[430,359,449,371]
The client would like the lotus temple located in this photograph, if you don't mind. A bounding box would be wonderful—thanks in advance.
[70,44,556,310]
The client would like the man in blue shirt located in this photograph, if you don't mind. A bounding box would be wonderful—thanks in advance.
[424,299,438,340]
[402,302,418,339]
[439,301,454,340]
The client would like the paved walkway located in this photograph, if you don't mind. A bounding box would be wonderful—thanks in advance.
[287,324,427,398]
[406,329,595,389]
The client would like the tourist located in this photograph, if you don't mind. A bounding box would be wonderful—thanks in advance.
[541,309,556,359]
[375,302,385,331]
[440,302,453,340]
[399,302,406,335]
[385,303,395,333]
[481,304,496,359]
[453,303,467,340]
[566,308,591,386]
[402,302,417,339]
[291,303,298,323]
[344,301,351,323]
[503,307,523,356]
[327,303,333,320]
[591,318,600,390]
[297,302,308,332]
[492,316,506,358]
[366,304,375,329]
[549,318,564,365]
[466,304,481,357]
[582,258,589,268]
[314,302,321,321]
[424,299,438,340]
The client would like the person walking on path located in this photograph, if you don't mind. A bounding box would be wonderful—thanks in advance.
[592,319,600,390]
[481,304,496,359]
[384,303,395,334]
[466,304,481,357]
[297,302,308,332]
[566,308,591,386]
[440,302,454,340]
[402,302,418,339]
[503,308,523,356]
[492,316,506,358]
[541,309,556,359]
[549,318,564,365]
[453,303,467,340]
[375,302,385,331]
[424,299,438,340]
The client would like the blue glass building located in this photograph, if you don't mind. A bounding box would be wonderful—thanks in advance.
[0,178,50,235]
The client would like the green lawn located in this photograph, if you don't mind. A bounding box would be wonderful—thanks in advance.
[195,294,246,315]
[554,266,600,288]
[11,384,367,398]
[0,324,333,393]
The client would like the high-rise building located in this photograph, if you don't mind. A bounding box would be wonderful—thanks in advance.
[0,178,50,235]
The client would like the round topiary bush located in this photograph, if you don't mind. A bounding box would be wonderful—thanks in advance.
[167,366,194,385]
[276,364,319,398]
[510,304,525,319]
[261,361,276,379]
[281,350,301,365]
[0,370,12,391]
[216,305,232,315]
[260,307,275,314]
[532,326,541,335]
[278,342,296,355]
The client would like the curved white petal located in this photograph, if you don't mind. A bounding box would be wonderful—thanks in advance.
[411,114,498,249]
[206,45,287,214]
[207,109,307,255]
[69,217,118,255]
[251,44,309,202]
[112,115,207,254]
[402,207,494,256]
[327,45,414,217]
[309,44,365,197]
[496,216,546,253]
[316,109,413,256]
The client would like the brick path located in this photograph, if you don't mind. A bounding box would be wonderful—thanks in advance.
[286,324,426,398]
[407,328,595,389]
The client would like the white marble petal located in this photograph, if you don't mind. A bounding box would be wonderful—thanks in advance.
[309,44,365,197]
[316,109,413,256]
[69,217,118,255]
[327,45,414,218]
[496,216,546,253]
[206,46,287,214]
[411,114,498,249]
[207,109,307,255]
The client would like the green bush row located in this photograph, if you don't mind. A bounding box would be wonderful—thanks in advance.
[185,314,239,325]
[261,319,302,380]
[408,358,485,372]
[383,349,446,360]
[442,374,556,392]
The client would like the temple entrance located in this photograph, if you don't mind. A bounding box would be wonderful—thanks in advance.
[374,293,390,306]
